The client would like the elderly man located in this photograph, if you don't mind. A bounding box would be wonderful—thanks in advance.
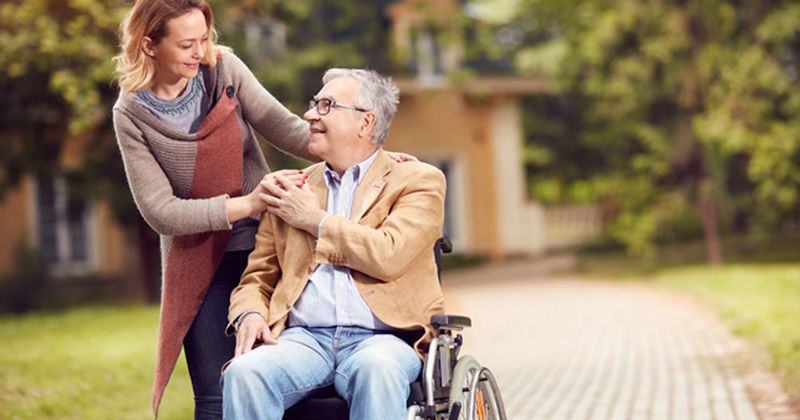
[221,69,446,419]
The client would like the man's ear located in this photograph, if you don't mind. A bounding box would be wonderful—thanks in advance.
[359,112,377,139]
[142,36,156,58]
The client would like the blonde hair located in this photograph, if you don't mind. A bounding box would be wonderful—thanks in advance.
[112,0,229,93]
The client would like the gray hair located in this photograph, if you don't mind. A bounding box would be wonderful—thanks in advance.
[322,68,399,145]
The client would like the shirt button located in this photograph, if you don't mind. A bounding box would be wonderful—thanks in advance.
[226,86,235,98]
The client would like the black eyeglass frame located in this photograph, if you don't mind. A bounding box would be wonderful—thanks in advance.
[308,97,370,116]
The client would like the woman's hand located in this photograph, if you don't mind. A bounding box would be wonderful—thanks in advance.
[384,150,419,163]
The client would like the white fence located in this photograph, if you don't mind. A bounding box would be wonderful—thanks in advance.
[516,203,603,255]
[542,204,603,250]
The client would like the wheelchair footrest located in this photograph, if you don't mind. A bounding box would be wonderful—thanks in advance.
[431,314,471,330]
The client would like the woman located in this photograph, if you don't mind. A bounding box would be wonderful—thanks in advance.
[112,1,411,417]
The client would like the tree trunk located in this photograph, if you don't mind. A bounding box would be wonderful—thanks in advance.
[700,198,723,265]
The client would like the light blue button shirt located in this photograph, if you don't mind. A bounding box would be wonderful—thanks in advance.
[288,150,394,331]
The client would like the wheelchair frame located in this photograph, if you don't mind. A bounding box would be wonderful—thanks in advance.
[406,237,506,420]
[406,314,507,420]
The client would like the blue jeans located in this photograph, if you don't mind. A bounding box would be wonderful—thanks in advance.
[221,326,422,420]
[184,250,251,420]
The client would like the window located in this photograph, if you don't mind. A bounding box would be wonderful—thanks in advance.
[409,26,444,80]
[35,177,95,275]
[426,156,469,250]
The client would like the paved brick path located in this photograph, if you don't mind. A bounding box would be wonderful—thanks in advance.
[440,258,798,420]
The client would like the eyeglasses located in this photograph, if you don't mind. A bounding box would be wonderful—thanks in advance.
[308,98,370,116]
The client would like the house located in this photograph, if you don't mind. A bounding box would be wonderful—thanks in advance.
[0,131,145,296]
[386,0,600,257]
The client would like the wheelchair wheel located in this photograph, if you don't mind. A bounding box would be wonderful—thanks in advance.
[447,355,506,420]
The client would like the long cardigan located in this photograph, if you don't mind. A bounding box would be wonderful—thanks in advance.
[112,49,313,416]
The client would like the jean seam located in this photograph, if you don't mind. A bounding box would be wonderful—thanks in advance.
[280,380,335,400]
[405,361,422,381]
[334,370,350,384]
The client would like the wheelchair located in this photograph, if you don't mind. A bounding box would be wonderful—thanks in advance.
[284,238,507,420]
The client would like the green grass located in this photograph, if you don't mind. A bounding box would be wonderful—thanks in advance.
[0,305,193,419]
[652,264,800,398]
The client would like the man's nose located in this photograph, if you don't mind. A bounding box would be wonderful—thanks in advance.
[303,107,319,121]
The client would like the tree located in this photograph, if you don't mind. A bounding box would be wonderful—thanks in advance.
[0,0,161,301]
[491,0,800,261]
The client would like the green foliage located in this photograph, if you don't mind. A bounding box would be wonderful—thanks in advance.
[0,0,131,216]
[0,0,128,133]
[507,0,800,258]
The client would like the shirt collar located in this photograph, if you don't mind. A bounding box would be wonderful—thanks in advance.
[324,148,380,187]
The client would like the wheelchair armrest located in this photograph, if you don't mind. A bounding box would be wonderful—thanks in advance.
[431,314,471,330]
[436,236,453,255]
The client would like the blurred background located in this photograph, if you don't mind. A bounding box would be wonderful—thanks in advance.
[0,0,798,418]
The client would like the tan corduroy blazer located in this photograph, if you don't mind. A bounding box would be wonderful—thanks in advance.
[228,149,447,357]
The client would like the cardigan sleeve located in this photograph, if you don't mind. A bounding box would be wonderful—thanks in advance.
[112,109,232,236]
[223,50,316,162]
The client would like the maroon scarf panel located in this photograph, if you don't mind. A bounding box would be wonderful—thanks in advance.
[152,88,243,416]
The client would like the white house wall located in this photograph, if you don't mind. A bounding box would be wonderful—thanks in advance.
[490,98,545,255]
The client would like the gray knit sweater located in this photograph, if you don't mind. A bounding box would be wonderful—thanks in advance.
[112,49,313,414]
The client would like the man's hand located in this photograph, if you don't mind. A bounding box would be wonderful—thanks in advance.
[235,313,277,357]
[260,175,327,235]
[246,170,307,216]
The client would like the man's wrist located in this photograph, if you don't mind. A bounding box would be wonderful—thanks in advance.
[233,310,265,331]
[315,212,331,237]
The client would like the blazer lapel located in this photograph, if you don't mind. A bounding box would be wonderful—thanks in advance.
[308,170,328,210]
[351,150,392,222]
[306,166,328,251]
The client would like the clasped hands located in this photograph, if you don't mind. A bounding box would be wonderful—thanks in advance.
[245,169,324,234]
[256,171,327,235]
